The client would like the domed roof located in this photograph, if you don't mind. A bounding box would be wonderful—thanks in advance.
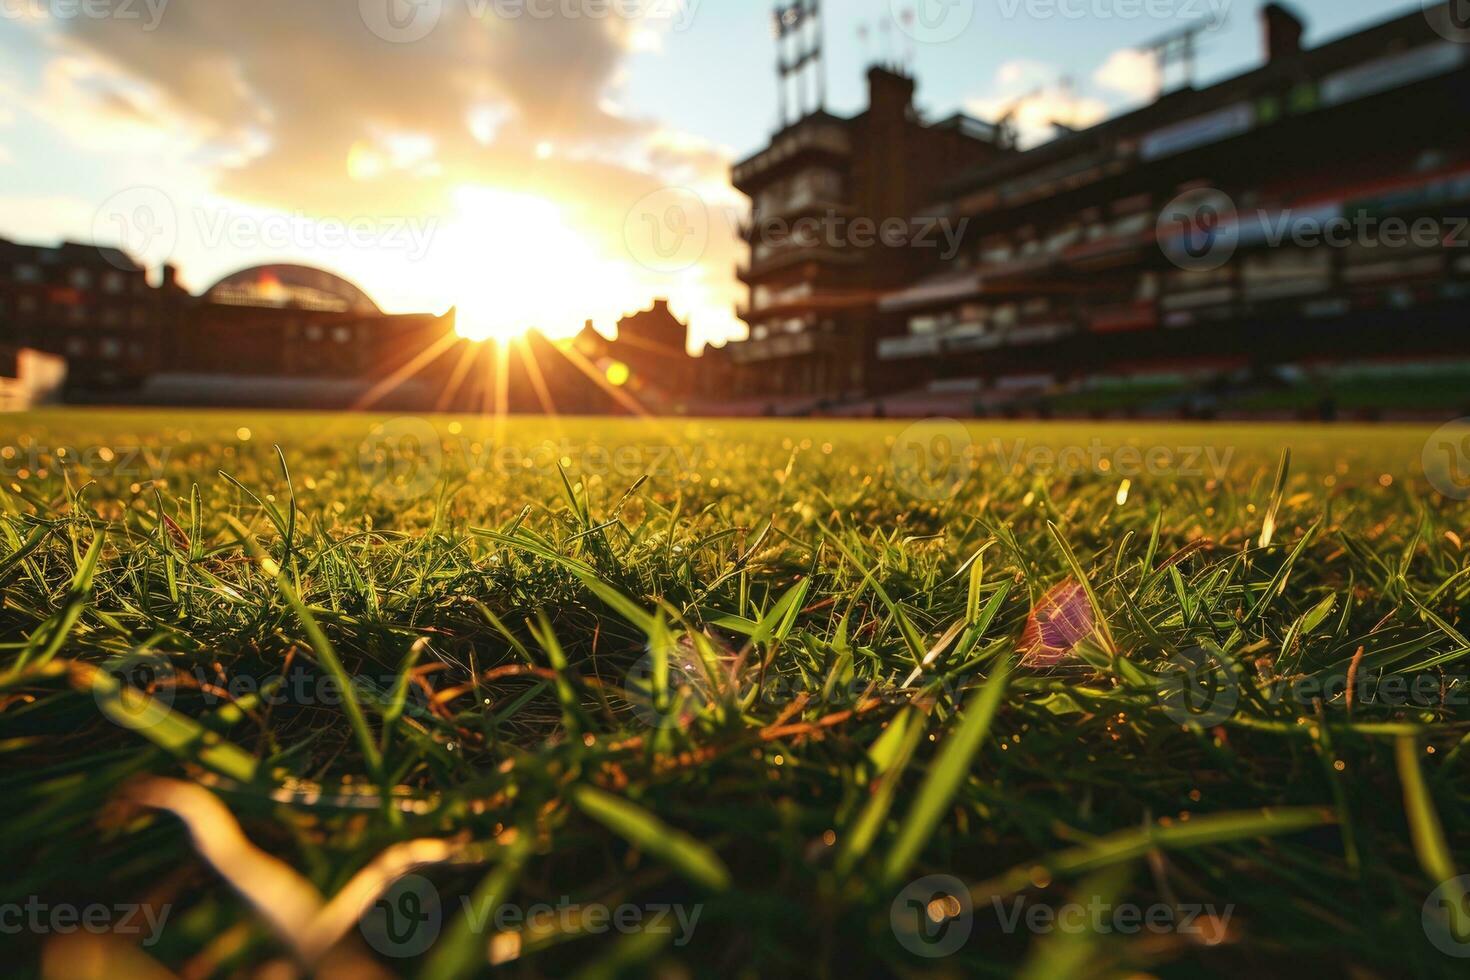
[203,264,381,315]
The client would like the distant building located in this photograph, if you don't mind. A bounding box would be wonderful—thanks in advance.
[867,3,1470,416]
[0,247,456,409]
[0,238,169,389]
[709,2,1470,418]
[171,264,451,382]
[724,66,1016,403]
[573,300,693,410]
[0,237,698,413]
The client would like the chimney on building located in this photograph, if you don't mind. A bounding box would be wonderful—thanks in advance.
[1261,3,1305,63]
[160,263,182,293]
[867,66,915,123]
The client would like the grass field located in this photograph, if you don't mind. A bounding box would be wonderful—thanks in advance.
[3,410,1470,978]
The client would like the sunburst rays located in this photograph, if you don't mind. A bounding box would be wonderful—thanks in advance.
[351,330,461,412]
[347,316,685,450]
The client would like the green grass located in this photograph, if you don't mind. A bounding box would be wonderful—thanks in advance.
[2,410,1469,977]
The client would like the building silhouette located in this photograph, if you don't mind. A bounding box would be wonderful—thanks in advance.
[0,239,694,414]
[573,300,695,411]
[725,66,1015,403]
[168,265,449,387]
[0,238,170,390]
[712,2,1470,419]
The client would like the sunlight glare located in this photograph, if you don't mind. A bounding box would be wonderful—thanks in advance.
[436,187,626,344]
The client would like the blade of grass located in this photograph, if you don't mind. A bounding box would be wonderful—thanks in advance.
[882,657,1012,887]
[568,784,730,892]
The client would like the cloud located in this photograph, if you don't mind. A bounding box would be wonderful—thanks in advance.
[3,54,216,155]
[1093,48,1159,103]
[964,61,1107,150]
[964,45,1167,150]
[8,3,745,346]
[44,4,648,209]
[995,59,1054,91]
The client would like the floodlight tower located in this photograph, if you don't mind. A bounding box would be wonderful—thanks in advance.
[772,0,826,127]
[1142,20,1215,99]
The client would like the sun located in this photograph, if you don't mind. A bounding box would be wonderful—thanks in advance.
[431,186,627,344]
[453,306,510,343]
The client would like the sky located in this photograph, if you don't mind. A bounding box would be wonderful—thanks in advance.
[0,0,1413,349]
